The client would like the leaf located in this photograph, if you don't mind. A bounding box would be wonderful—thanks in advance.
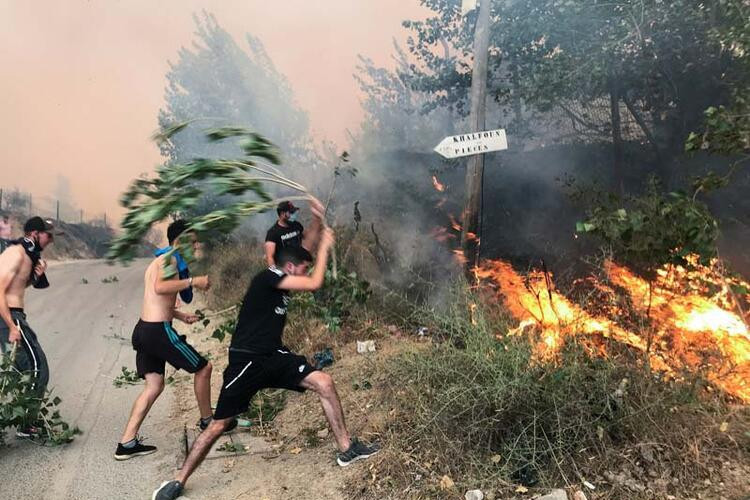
[439,475,455,490]
[152,121,190,145]
[212,329,226,342]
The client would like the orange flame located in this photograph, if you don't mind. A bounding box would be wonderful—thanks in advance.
[476,258,750,402]
[430,226,456,242]
[432,175,445,192]
[606,261,750,402]
[452,249,468,265]
[448,214,462,232]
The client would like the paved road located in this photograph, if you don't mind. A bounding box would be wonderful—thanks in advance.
[0,259,182,500]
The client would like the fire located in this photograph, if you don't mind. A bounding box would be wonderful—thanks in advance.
[476,258,750,402]
[452,249,468,265]
[448,214,462,232]
[432,175,445,192]
[475,260,655,362]
[430,226,456,242]
[606,261,750,402]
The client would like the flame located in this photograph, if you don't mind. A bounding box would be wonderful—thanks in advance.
[430,226,456,242]
[452,249,468,265]
[466,232,480,243]
[448,214,462,232]
[475,260,656,362]
[432,175,446,192]
[476,258,750,402]
[606,261,750,402]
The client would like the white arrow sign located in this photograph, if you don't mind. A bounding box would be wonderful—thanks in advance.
[434,128,508,159]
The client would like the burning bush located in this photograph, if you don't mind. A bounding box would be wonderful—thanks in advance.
[365,285,749,499]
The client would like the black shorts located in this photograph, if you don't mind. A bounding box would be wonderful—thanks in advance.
[213,349,317,420]
[131,319,208,377]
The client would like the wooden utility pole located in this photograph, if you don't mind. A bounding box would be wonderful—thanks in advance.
[56,200,60,222]
[461,0,492,277]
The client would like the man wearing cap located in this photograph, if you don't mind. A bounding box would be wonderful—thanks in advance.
[264,199,324,267]
[0,217,61,438]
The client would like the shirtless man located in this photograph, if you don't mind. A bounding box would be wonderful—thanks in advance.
[0,217,58,437]
[114,220,226,460]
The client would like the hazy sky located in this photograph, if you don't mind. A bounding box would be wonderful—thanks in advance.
[0,0,429,221]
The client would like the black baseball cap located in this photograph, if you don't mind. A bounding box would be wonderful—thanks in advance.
[24,216,64,235]
[277,201,299,214]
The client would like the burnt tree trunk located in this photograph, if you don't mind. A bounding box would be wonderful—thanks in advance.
[609,75,624,194]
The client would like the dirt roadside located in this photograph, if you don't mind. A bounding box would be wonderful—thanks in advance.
[167,300,397,500]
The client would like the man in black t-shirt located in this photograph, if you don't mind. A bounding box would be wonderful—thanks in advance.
[153,227,380,500]
[264,199,323,267]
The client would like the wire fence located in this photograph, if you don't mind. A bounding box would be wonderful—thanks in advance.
[0,187,110,228]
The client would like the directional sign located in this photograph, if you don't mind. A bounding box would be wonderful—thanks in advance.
[434,128,508,159]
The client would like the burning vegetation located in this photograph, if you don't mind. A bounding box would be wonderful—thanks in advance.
[475,257,750,403]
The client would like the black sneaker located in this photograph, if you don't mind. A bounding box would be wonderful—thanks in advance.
[152,480,183,500]
[114,436,157,461]
[198,416,238,433]
[336,437,380,467]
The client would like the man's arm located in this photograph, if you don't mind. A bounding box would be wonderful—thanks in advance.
[301,197,325,252]
[0,247,24,341]
[278,228,334,292]
[173,309,199,324]
[153,257,210,295]
[264,241,276,267]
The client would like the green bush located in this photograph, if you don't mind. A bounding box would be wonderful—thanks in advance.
[291,263,371,333]
[1,351,80,445]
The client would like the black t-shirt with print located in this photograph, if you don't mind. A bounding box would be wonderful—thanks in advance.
[231,267,290,354]
[265,221,304,260]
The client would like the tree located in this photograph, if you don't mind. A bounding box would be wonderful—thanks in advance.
[401,1,745,175]
[157,12,322,219]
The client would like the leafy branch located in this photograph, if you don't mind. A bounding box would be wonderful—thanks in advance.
[1,348,80,446]
[107,122,313,276]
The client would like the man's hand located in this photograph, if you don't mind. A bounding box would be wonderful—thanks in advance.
[181,313,200,324]
[8,325,21,343]
[320,227,335,249]
[33,259,47,278]
[192,275,211,291]
[309,196,325,221]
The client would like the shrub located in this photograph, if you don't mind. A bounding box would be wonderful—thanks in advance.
[367,286,750,499]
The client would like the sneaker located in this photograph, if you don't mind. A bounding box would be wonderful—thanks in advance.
[336,437,380,467]
[152,480,183,500]
[114,436,157,461]
[15,425,43,439]
[198,416,238,433]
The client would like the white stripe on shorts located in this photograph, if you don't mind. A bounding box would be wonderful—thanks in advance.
[16,320,39,391]
[224,361,253,389]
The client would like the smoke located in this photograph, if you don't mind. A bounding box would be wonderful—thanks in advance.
[151,6,750,301]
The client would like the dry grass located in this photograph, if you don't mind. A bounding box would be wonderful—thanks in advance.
[204,241,266,310]
[344,285,750,500]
